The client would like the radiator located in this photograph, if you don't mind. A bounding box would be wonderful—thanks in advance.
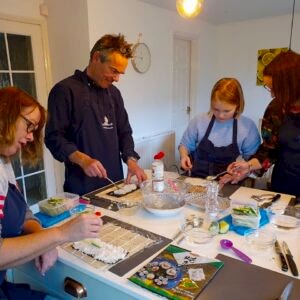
[132,131,176,171]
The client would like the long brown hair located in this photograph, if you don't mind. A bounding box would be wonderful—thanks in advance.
[210,78,245,116]
[263,50,300,112]
[0,86,46,165]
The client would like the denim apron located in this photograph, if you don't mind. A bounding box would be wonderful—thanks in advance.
[0,184,46,299]
[191,115,240,178]
[271,113,300,196]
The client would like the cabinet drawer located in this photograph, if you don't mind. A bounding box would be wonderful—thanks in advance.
[12,260,140,299]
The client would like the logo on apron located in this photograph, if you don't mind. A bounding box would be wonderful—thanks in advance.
[102,116,113,129]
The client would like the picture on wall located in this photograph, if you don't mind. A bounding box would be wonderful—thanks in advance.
[256,47,288,85]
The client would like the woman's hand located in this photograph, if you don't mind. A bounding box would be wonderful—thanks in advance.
[226,161,251,183]
[59,213,103,243]
[35,248,58,276]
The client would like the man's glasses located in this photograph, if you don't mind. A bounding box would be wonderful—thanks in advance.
[263,84,272,92]
[20,115,38,133]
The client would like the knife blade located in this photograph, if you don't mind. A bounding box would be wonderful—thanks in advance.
[282,241,299,277]
[275,240,289,272]
[278,281,294,300]
[261,193,281,208]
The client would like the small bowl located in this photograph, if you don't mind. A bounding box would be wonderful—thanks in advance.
[180,216,214,244]
[245,229,276,250]
[117,200,140,216]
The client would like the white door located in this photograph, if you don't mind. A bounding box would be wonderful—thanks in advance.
[172,37,191,165]
[0,17,56,205]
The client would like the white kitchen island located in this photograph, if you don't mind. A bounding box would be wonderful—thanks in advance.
[10,183,300,299]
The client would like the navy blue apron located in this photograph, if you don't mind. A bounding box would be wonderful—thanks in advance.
[0,183,46,299]
[271,113,300,196]
[191,115,240,178]
[64,75,124,195]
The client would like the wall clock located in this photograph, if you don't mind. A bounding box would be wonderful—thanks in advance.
[131,42,151,73]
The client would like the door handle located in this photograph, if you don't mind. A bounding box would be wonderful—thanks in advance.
[64,277,87,298]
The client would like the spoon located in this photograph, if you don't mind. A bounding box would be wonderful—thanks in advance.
[206,170,228,181]
[105,177,121,190]
[220,239,252,264]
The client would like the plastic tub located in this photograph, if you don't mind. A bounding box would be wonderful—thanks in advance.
[39,192,79,216]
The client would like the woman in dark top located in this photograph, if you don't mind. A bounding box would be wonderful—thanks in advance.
[224,50,300,196]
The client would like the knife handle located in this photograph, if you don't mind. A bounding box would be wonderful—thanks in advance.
[279,253,289,272]
[286,254,299,276]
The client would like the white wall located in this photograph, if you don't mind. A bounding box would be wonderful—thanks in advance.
[86,0,216,139]
[216,14,300,126]
[44,0,90,82]
[0,0,42,19]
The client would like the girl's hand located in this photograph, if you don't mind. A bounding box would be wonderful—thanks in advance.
[180,156,192,171]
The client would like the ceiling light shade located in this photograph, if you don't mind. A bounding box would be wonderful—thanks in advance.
[176,0,203,19]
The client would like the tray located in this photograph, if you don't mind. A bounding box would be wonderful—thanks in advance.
[61,216,171,276]
[83,181,143,211]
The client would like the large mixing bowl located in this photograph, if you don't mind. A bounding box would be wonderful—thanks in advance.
[140,179,187,216]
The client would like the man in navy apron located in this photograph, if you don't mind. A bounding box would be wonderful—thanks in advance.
[45,34,147,195]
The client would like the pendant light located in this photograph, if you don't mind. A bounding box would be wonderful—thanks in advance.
[176,0,204,19]
[289,0,296,49]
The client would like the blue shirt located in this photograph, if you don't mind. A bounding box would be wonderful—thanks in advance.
[180,113,260,160]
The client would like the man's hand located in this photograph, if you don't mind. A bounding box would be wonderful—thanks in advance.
[81,157,107,178]
[126,159,147,184]
[69,151,107,178]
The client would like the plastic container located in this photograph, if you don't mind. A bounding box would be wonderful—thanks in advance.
[205,181,219,219]
[152,151,165,192]
[39,192,79,216]
[245,228,276,250]
[231,198,260,229]
[117,200,140,216]
[180,215,214,244]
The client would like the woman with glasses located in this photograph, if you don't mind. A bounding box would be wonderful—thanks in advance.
[0,87,102,299]
[179,78,260,178]
[225,50,300,196]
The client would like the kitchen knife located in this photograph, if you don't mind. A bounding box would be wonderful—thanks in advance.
[261,193,281,208]
[275,240,289,272]
[282,241,299,277]
[278,281,294,300]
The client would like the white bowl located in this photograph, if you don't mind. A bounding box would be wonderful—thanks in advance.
[142,193,185,216]
[140,180,186,216]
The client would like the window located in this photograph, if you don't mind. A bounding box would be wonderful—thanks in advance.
[0,18,56,205]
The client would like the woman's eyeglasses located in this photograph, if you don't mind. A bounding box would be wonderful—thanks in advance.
[263,84,272,92]
[20,115,38,133]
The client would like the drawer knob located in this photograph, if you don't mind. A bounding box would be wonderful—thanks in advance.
[64,277,87,298]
